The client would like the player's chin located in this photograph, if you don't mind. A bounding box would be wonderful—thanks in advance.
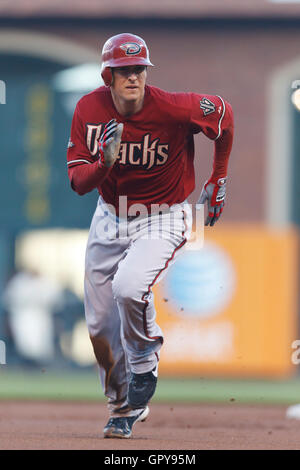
[124,88,140,100]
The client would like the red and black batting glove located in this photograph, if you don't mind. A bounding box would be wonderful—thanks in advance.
[98,119,118,167]
[198,177,227,226]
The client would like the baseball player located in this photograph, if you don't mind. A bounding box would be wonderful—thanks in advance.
[67,33,234,439]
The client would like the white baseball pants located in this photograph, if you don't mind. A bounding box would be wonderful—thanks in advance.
[84,196,192,414]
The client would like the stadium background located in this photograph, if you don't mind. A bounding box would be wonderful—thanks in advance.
[0,0,300,449]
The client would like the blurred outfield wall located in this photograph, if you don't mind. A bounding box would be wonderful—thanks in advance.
[155,226,298,377]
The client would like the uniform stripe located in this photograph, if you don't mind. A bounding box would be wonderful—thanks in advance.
[141,238,187,343]
[182,208,188,236]
[141,211,188,343]
[67,159,92,166]
[215,95,226,140]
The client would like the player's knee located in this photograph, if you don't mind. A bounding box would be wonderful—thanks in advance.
[111,276,130,303]
[86,319,102,338]
[112,273,141,304]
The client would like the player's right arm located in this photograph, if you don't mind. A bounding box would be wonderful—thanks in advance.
[67,105,122,196]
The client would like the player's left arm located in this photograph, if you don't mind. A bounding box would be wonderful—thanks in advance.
[190,94,234,226]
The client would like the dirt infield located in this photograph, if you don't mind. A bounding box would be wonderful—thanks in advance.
[0,401,300,450]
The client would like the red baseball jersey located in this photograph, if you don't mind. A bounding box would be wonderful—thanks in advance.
[67,85,233,213]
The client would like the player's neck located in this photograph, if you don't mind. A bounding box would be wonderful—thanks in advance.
[111,90,145,117]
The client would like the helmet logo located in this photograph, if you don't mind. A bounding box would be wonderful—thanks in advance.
[120,42,141,55]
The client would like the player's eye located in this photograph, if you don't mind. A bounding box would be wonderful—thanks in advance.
[133,66,146,74]
[114,66,146,76]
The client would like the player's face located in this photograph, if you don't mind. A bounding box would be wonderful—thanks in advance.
[111,66,147,103]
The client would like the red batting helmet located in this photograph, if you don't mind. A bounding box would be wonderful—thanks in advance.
[101,33,154,86]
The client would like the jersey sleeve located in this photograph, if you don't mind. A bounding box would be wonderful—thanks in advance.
[66,102,112,196]
[189,93,233,140]
[66,104,94,168]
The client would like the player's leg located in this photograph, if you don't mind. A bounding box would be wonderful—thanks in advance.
[84,199,132,415]
[112,203,192,408]
[85,198,154,438]
[85,275,129,413]
[112,235,184,374]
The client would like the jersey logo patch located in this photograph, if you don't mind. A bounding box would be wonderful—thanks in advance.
[200,98,216,116]
[120,42,141,55]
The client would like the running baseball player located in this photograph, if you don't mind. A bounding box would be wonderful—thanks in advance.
[67,33,234,439]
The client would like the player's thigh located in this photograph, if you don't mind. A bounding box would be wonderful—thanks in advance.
[112,235,186,303]
[84,208,131,335]
[85,206,131,285]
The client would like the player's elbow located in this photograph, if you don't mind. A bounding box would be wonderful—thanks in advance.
[68,168,87,196]
[72,182,86,196]
[69,178,86,196]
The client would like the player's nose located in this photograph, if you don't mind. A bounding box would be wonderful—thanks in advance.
[128,71,138,80]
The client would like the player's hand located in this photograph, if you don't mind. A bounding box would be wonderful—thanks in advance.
[98,119,124,168]
[198,177,227,226]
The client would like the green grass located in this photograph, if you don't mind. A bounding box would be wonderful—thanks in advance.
[1,368,300,404]
[0,369,101,401]
[156,377,300,404]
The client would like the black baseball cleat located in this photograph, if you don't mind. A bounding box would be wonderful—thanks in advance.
[127,369,157,409]
[103,406,149,439]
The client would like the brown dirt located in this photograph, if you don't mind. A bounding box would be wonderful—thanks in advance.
[0,401,300,450]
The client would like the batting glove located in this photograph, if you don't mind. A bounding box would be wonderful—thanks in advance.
[98,119,124,168]
[198,177,227,226]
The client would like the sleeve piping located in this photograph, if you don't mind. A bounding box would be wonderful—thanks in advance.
[215,95,226,140]
[67,159,92,166]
